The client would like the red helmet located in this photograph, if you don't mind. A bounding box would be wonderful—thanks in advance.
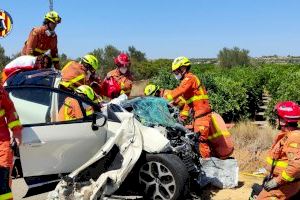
[275,101,300,123]
[114,53,131,68]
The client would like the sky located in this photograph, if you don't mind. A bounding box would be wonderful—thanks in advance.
[0,0,300,59]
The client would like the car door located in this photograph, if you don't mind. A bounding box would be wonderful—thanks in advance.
[7,86,107,177]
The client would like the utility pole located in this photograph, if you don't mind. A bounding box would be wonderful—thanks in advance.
[49,0,53,11]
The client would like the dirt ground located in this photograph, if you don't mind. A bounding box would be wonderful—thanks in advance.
[200,173,263,200]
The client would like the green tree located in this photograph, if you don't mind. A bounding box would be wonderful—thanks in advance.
[218,47,250,68]
[128,46,146,62]
[0,45,10,70]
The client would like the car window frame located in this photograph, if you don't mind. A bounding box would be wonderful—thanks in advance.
[5,85,101,127]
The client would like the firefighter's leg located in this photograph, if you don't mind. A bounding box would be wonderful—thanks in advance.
[257,181,300,200]
[0,141,13,187]
[194,115,211,158]
[0,167,13,200]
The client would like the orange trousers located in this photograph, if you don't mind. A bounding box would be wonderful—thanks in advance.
[0,141,13,187]
[193,114,212,158]
[257,181,300,200]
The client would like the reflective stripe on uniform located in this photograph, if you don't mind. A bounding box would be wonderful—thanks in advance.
[64,99,73,121]
[0,109,5,117]
[120,82,125,89]
[208,114,230,140]
[52,57,59,62]
[289,143,298,148]
[266,157,288,168]
[8,120,21,129]
[60,74,85,89]
[282,170,295,182]
[208,130,230,140]
[86,108,93,116]
[186,94,209,104]
[180,110,189,117]
[0,192,13,200]
[34,48,47,54]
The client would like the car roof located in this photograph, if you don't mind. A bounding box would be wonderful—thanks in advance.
[5,69,61,88]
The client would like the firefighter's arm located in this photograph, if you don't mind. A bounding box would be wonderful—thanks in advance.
[2,89,22,145]
[275,133,300,185]
[165,77,194,102]
[24,28,39,55]
[51,36,59,69]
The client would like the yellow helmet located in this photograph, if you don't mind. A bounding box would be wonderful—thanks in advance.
[171,56,191,71]
[144,84,160,96]
[45,11,61,24]
[75,85,95,101]
[82,54,99,71]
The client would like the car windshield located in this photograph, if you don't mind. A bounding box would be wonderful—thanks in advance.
[122,97,177,127]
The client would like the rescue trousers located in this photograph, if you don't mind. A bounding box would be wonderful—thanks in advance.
[0,140,13,200]
[257,180,300,200]
[193,113,212,158]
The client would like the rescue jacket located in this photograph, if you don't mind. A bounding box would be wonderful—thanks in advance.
[107,69,133,96]
[0,86,22,142]
[265,129,300,184]
[165,72,211,118]
[60,61,88,90]
[21,25,59,67]
[58,97,94,121]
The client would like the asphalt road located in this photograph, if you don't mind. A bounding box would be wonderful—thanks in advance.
[12,179,48,200]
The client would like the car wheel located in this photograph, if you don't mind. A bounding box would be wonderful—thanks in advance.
[138,153,189,200]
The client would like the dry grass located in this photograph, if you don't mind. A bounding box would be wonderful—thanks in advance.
[231,121,277,172]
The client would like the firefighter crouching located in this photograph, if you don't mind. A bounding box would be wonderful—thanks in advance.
[256,101,300,200]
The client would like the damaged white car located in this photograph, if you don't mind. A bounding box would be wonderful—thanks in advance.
[5,69,189,200]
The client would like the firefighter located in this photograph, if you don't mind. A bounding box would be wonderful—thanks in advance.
[257,101,300,200]
[60,54,99,92]
[164,56,213,158]
[22,11,61,69]
[2,54,52,82]
[58,85,99,121]
[0,85,22,200]
[106,53,133,97]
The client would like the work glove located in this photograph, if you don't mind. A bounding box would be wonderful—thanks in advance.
[263,179,278,191]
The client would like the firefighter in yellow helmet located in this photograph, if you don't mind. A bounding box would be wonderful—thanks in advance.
[60,54,99,91]
[58,85,100,121]
[22,11,61,69]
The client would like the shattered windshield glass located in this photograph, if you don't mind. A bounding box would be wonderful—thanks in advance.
[122,97,177,127]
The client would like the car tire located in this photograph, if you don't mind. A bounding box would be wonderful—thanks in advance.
[138,153,189,200]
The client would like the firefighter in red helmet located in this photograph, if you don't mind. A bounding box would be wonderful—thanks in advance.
[257,101,300,200]
[105,53,133,97]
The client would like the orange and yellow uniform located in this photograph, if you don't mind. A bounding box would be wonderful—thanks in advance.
[257,129,300,200]
[60,61,88,91]
[0,85,22,200]
[165,72,212,158]
[107,69,133,97]
[22,25,59,69]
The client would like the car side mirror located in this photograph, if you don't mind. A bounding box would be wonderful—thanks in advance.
[92,112,107,131]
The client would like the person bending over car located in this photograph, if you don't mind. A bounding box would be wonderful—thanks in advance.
[60,54,99,92]
[22,11,61,69]
[0,85,22,200]
[58,85,101,121]
[256,101,300,200]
